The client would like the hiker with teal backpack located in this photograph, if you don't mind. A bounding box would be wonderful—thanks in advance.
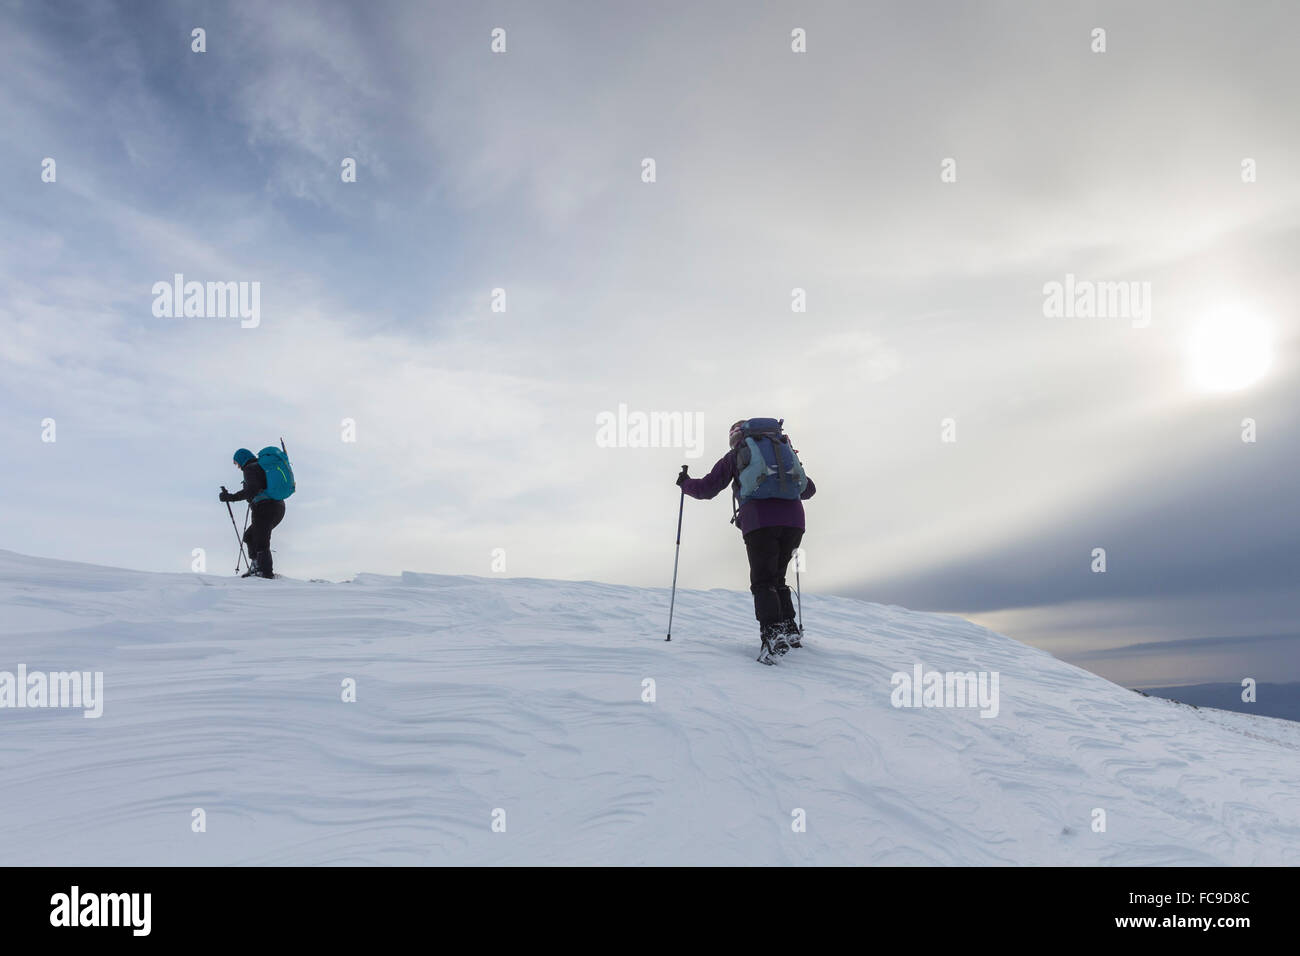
[219,444,295,578]
[676,419,816,664]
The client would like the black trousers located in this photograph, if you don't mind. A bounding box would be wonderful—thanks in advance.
[243,499,285,558]
[743,526,803,626]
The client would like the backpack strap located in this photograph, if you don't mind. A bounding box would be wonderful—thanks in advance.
[729,447,745,529]
[730,442,747,495]
[775,436,788,494]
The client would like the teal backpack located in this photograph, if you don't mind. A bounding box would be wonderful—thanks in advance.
[254,446,295,502]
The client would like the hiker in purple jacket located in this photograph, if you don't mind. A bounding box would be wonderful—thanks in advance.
[676,419,816,664]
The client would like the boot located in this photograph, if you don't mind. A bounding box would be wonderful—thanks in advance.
[781,618,803,648]
[256,550,274,579]
[761,621,790,659]
[240,556,259,578]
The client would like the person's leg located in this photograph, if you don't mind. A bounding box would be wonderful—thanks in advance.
[256,502,285,577]
[775,528,804,627]
[744,527,790,660]
[743,527,783,626]
[266,500,285,534]
[242,502,283,576]
[242,519,265,564]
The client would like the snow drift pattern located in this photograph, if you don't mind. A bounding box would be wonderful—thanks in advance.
[0,550,1296,865]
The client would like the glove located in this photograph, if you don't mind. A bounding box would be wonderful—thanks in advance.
[675,467,689,487]
[219,490,233,502]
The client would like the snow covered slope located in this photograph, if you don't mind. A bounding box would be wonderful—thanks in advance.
[0,549,1296,866]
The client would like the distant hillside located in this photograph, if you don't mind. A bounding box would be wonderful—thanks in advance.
[1138,682,1300,723]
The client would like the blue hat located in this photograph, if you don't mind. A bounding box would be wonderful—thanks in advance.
[233,448,256,466]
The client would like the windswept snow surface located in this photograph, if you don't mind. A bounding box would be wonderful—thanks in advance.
[0,550,1297,866]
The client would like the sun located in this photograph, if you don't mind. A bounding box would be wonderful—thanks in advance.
[1187,308,1273,392]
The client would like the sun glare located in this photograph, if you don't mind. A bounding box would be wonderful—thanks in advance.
[1187,308,1273,392]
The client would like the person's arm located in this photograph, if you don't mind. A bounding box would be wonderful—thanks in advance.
[679,453,734,501]
[801,475,816,500]
[225,463,264,502]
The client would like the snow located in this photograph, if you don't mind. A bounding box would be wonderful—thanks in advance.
[0,549,1297,865]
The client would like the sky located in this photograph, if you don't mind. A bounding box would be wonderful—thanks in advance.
[1,0,1296,689]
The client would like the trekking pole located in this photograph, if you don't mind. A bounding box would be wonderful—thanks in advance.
[795,561,803,635]
[666,465,688,642]
[221,487,249,573]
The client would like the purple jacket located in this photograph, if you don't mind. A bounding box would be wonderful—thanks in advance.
[681,451,816,535]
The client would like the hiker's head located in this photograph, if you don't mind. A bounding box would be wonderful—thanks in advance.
[232,448,255,468]
[728,421,746,449]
